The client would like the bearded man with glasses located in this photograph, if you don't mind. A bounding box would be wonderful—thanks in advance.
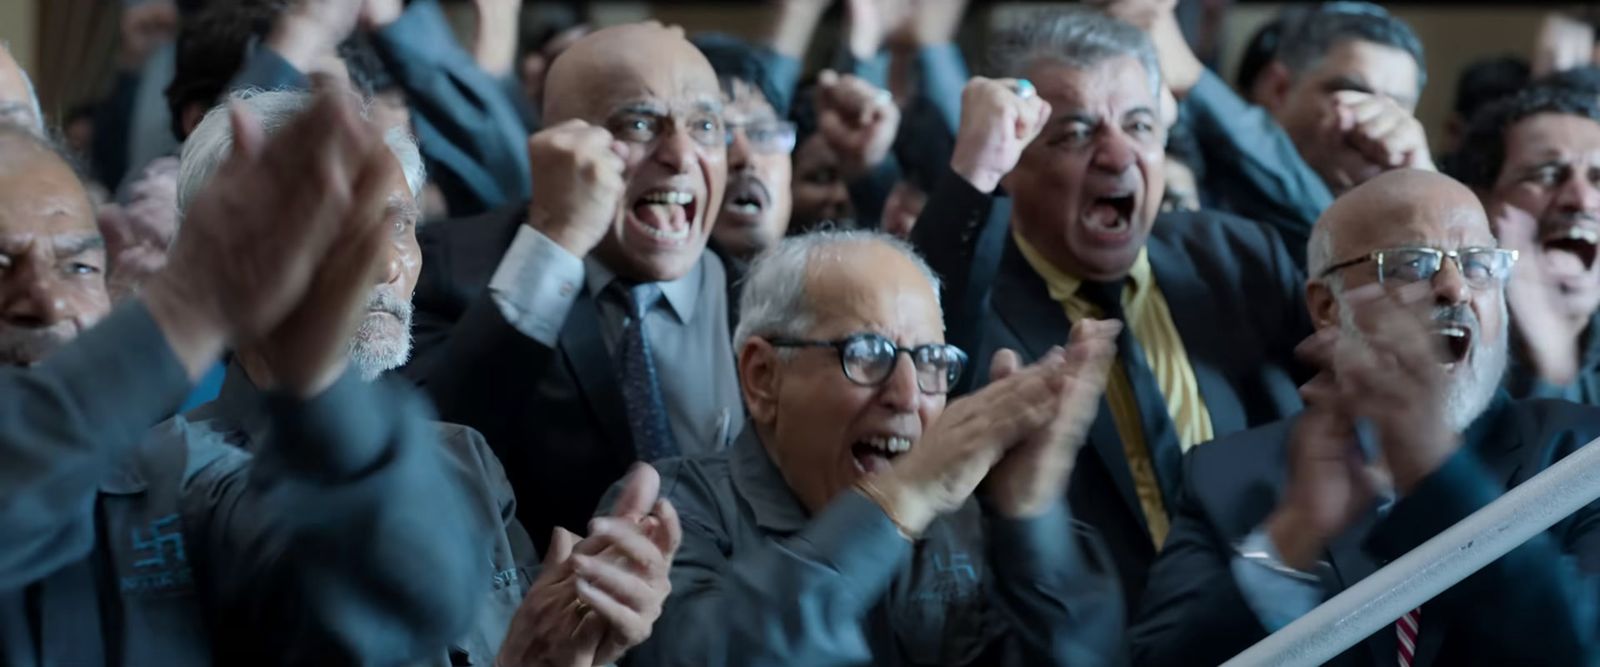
[1133,169,1600,667]
[609,230,1126,667]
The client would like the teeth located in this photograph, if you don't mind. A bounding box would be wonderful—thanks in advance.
[863,435,912,454]
[1566,228,1599,245]
[642,191,693,206]
[639,224,690,241]
[729,202,761,214]
[1437,327,1466,338]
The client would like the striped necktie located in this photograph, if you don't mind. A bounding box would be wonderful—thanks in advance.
[1396,607,1421,667]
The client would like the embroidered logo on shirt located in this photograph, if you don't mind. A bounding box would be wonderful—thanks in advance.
[120,514,195,598]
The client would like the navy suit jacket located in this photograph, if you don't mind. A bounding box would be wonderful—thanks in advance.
[911,168,1313,609]
[1131,395,1600,667]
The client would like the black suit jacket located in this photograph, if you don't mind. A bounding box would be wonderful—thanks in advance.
[1131,396,1600,667]
[403,205,740,551]
[911,169,1314,608]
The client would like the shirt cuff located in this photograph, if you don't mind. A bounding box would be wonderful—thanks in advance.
[487,225,585,347]
[1230,527,1323,631]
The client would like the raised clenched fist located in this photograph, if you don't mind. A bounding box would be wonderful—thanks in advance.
[949,77,1051,194]
[525,120,631,257]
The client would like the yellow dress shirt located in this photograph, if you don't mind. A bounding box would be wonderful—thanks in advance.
[1015,233,1214,548]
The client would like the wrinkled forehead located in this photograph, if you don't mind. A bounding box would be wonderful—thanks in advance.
[1334,195,1495,257]
[803,244,944,338]
[724,80,777,124]
[0,142,96,238]
[1028,56,1157,114]
[546,32,722,124]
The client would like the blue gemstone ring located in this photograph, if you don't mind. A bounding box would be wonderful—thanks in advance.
[1013,78,1036,100]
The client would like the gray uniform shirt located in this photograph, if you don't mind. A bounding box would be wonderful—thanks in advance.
[607,427,1126,667]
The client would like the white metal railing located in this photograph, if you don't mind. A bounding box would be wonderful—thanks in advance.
[1223,435,1600,666]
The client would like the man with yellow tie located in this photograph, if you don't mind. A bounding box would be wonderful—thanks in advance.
[910,7,1313,609]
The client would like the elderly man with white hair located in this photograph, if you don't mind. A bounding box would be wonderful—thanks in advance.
[608,229,1126,667]
[176,90,679,667]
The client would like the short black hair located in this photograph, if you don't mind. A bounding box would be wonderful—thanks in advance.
[1537,65,1600,96]
[1235,8,1314,94]
[1452,55,1530,120]
[165,1,283,141]
[690,33,785,117]
[1276,2,1426,95]
[1449,85,1600,189]
[338,33,393,98]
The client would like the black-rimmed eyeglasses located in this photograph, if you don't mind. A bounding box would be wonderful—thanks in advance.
[1318,247,1518,290]
[766,333,968,395]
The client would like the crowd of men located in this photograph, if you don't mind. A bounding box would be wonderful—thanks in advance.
[4,0,1600,665]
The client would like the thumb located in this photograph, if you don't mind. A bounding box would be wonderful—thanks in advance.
[227,102,264,163]
[608,463,661,520]
[543,526,579,568]
[988,348,1022,383]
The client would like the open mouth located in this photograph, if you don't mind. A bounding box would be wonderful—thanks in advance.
[850,434,912,475]
[1541,226,1600,278]
[630,189,698,245]
[1434,325,1472,369]
[1082,192,1137,241]
[722,177,769,221]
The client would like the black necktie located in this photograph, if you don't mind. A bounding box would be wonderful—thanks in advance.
[613,282,679,461]
[1078,280,1184,508]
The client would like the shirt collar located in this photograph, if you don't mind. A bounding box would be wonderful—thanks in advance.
[1012,229,1152,303]
[184,361,273,449]
[728,423,811,534]
[584,254,703,325]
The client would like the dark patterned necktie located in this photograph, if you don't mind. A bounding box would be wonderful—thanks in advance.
[1079,279,1184,506]
[614,282,679,461]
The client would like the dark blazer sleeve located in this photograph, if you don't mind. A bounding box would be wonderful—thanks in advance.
[229,47,311,93]
[0,303,192,589]
[908,167,1012,396]
[1364,432,1600,666]
[92,71,142,189]
[1184,69,1331,270]
[1129,452,1276,667]
[369,0,532,216]
[190,372,489,664]
[985,501,1126,666]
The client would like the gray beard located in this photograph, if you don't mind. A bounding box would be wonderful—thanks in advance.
[1335,293,1508,433]
[347,287,415,382]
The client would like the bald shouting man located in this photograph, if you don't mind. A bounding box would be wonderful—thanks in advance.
[1132,170,1600,667]
[405,23,745,551]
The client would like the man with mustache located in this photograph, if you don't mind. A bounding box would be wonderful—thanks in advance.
[406,23,746,554]
[619,230,1124,666]
[176,90,678,667]
[694,34,797,273]
[0,90,494,665]
[911,8,1312,608]
[0,128,111,367]
[1132,169,1600,667]
[1450,85,1600,406]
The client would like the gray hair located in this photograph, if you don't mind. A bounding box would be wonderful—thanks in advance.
[1276,3,1426,96]
[733,230,943,349]
[988,7,1163,100]
[176,89,425,219]
[0,41,44,134]
[1307,218,1336,281]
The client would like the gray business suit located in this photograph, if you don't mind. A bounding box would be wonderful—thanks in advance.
[611,427,1126,667]
[0,303,490,666]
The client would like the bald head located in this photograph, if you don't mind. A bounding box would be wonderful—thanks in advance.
[1310,170,1492,277]
[542,23,718,125]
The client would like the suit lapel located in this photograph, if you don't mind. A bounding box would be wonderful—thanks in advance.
[561,289,633,459]
[1146,234,1247,440]
[993,240,1148,536]
[1410,396,1524,667]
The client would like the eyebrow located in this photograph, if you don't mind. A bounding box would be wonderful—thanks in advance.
[387,194,420,224]
[1124,106,1157,119]
[56,235,105,255]
[1322,75,1375,96]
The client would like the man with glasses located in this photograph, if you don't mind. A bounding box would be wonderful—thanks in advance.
[1133,169,1600,667]
[693,34,798,276]
[615,230,1125,666]
[404,23,745,553]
